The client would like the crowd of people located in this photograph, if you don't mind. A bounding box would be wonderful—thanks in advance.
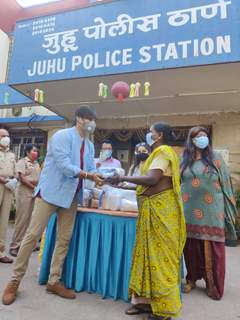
[0,105,237,320]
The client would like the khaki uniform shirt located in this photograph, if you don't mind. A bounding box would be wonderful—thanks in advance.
[0,148,16,178]
[16,157,41,186]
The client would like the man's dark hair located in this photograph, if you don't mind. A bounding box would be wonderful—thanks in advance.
[101,140,113,148]
[74,105,97,124]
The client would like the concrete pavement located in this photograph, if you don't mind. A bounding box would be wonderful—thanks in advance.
[0,224,239,320]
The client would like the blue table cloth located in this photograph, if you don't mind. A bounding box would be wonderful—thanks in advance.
[39,211,137,301]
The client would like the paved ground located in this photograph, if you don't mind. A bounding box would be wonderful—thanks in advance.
[0,224,239,320]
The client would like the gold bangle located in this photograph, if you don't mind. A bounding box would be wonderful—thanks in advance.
[85,172,88,179]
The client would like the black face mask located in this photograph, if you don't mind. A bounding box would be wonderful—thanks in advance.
[136,153,149,162]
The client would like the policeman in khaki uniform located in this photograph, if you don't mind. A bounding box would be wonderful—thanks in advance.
[10,144,41,257]
[0,129,17,264]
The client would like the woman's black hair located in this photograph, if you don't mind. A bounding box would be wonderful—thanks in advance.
[181,126,216,179]
[152,122,176,144]
[135,142,151,154]
[129,142,151,176]
[73,105,97,125]
[24,144,38,157]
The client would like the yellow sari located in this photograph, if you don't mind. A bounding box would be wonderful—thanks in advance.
[129,145,186,317]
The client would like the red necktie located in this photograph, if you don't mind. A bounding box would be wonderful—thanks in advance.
[77,140,85,192]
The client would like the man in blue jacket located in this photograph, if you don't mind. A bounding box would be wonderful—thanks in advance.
[2,105,104,305]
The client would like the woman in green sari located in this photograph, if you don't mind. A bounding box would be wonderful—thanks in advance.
[108,123,186,320]
[181,126,237,300]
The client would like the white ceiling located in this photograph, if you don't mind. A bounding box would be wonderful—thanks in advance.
[11,62,240,124]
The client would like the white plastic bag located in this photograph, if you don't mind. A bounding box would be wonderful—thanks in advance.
[104,187,121,211]
[118,189,137,202]
[115,168,125,176]
[82,189,93,207]
[5,178,18,192]
[97,167,116,178]
[120,199,138,212]
[97,167,125,179]
[109,189,122,211]
[84,179,95,190]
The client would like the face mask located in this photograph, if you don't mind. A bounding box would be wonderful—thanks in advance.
[192,136,209,149]
[0,136,10,147]
[100,150,112,161]
[135,153,149,162]
[83,120,96,134]
[30,151,38,161]
[146,132,157,147]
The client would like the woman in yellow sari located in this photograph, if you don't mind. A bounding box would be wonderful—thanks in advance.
[108,123,186,320]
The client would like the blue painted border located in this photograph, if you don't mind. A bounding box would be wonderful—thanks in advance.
[0,115,64,123]
[0,84,33,106]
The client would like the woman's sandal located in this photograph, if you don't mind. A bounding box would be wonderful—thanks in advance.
[147,315,171,320]
[183,281,196,293]
[125,304,152,315]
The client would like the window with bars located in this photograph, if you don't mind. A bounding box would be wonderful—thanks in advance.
[10,130,47,160]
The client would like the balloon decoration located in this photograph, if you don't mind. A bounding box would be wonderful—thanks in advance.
[98,83,108,98]
[34,89,45,104]
[144,82,151,96]
[111,81,130,102]
[135,82,141,97]
[128,81,151,98]
[4,92,10,105]
[98,82,104,97]
[34,89,40,101]
[103,84,108,98]
[129,83,136,98]
[97,81,151,100]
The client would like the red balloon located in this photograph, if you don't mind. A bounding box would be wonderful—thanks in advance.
[111,81,130,102]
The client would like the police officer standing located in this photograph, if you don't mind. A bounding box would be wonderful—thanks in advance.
[9,144,41,257]
[0,129,17,264]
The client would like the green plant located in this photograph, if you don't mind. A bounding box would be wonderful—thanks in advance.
[235,190,240,209]
[235,190,240,239]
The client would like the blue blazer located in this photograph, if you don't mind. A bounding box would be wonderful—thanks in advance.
[34,127,95,208]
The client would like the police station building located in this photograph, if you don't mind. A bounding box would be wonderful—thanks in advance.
[5,0,240,185]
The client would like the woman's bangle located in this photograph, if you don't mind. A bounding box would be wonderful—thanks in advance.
[85,172,88,179]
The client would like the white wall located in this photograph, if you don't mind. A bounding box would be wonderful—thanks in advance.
[0,105,57,118]
[0,29,10,83]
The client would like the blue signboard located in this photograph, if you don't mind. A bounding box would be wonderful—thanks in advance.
[8,0,240,84]
[0,84,32,106]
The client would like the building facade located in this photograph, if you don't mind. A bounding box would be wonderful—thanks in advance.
[1,0,240,187]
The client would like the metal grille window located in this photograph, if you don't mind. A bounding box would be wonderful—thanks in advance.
[10,130,47,160]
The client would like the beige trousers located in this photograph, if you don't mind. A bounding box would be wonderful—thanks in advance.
[12,196,77,284]
[0,184,13,258]
[10,186,35,250]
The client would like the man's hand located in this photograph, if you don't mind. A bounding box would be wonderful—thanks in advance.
[106,174,121,185]
[92,173,105,185]
[31,180,39,186]
[0,176,8,184]
[79,171,105,185]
